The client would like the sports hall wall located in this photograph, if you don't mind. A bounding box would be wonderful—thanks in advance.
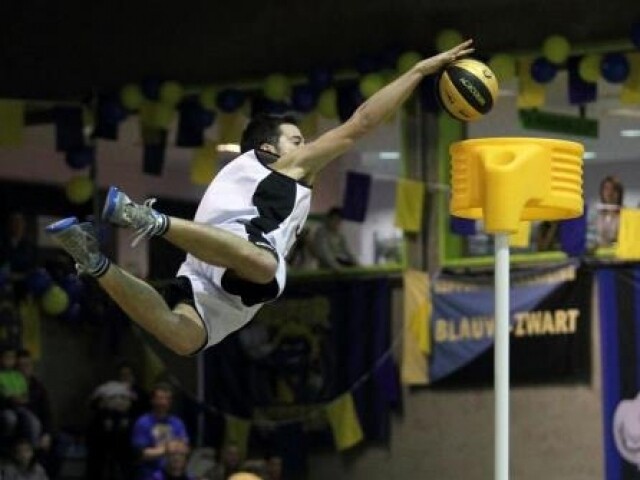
[0,111,611,480]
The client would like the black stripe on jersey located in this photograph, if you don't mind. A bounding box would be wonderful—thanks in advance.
[220,172,296,306]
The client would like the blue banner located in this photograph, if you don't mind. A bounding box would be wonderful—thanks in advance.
[598,266,640,480]
[429,262,592,385]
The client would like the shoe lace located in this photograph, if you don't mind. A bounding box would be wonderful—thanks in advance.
[129,198,158,247]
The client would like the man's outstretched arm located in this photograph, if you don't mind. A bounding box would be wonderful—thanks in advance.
[274,39,474,181]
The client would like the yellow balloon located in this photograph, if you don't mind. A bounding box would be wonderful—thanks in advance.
[578,54,601,83]
[397,51,422,74]
[65,176,94,204]
[160,81,184,106]
[152,103,175,129]
[120,84,145,111]
[543,35,571,64]
[199,86,218,110]
[436,29,463,52]
[359,73,385,98]
[488,54,517,82]
[41,285,70,316]
[317,89,337,119]
[264,74,290,101]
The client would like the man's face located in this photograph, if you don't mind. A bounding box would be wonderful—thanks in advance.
[223,445,240,468]
[275,123,304,156]
[601,181,619,205]
[151,389,172,414]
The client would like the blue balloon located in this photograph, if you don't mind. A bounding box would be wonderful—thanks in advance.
[216,89,245,113]
[61,303,82,323]
[100,96,127,124]
[631,23,640,49]
[308,68,333,91]
[601,53,630,83]
[26,268,53,296]
[59,274,84,302]
[291,85,318,113]
[200,108,215,128]
[530,57,558,84]
[65,147,95,170]
[142,77,162,100]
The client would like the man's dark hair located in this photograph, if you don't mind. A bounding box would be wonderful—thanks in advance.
[151,381,174,396]
[240,114,298,153]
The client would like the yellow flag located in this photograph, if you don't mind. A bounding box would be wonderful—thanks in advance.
[615,208,640,259]
[217,112,246,144]
[401,270,430,385]
[20,297,41,361]
[191,141,218,185]
[224,414,251,459]
[517,58,545,109]
[509,221,531,248]
[325,393,363,451]
[298,112,319,139]
[394,179,426,233]
[621,53,640,105]
[0,99,25,146]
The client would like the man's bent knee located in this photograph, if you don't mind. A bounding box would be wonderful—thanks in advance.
[237,247,278,284]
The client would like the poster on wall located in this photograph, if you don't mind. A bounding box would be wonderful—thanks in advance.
[428,261,592,386]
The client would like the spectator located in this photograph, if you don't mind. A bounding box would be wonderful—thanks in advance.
[0,347,41,449]
[117,361,150,420]
[150,442,194,480]
[587,175,624,250]
[0,213,36,275]
[208,443,241,480]
[535,221,559,252]
[264,455,282,480]
[131,383,189,480]
[15,349,58,478]
[0,437,48,480]
[86,373,138,480]
[311,208,358,271]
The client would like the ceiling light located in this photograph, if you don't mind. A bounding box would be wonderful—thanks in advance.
[583,151,597,160]
[620,129,640,138]
[216,144,240,153]
[379,151,400,160]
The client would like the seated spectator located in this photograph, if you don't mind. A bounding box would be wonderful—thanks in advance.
[207,443,241,480]
[151,441,194,480]
[311,208,358,271]
[0,213,36,276]
[264,455,282,480]
[86,373,138,480]
[117,361,150,420]
[15,349,58,478]
[587,175,624,250]
[0,437,48,480]
[0,347,41,449]
[132,383,189,480]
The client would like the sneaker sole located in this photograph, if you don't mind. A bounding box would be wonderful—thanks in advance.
[102,186,120,222]
[45,217,79,234]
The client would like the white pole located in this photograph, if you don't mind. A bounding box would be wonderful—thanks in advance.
[494,233,510,480]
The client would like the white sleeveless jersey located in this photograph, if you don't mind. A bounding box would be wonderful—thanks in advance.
[177,149,312,348]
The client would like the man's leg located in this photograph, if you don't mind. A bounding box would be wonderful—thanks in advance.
[97,265,206,355]
[45,218,206,356]
[102,187,278,284]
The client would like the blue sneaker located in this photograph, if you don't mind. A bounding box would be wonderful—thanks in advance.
[102,186,168,246]
[45,217,110,277]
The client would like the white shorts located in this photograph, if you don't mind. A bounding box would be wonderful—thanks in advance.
[173,222,287,351]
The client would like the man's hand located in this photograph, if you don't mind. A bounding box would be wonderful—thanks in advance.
[412,39,475,77]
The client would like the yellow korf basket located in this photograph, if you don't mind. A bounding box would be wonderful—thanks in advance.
[450,138,584,233]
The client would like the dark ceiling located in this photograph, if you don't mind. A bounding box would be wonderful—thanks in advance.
[2,0,640,99]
